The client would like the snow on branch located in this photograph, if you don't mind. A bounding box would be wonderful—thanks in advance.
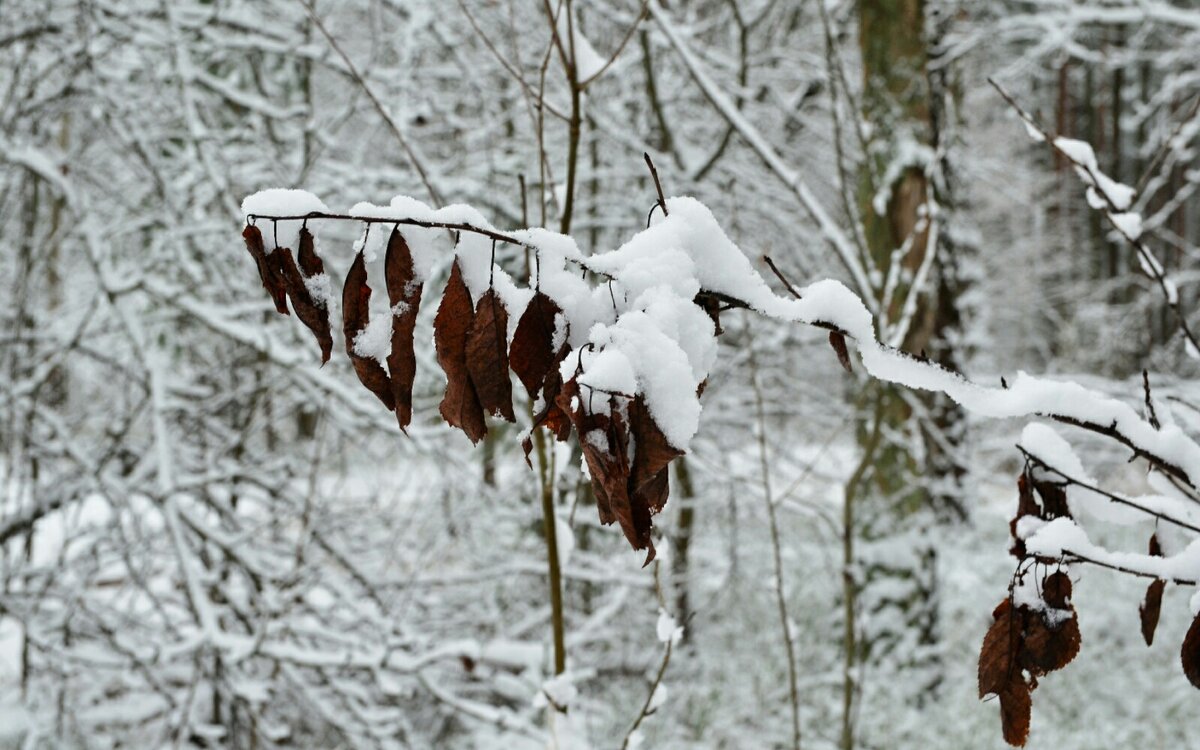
[988,78,1200,359]
[242,183,1200,499]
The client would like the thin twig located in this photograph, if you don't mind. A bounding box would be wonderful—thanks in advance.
[763,256,802,299]
[644,152,668,217]
[1143,370,1160,430]
[300,0,444,207]
[620,640,673,749]
[1017,447,1200,534]
[580,0,650,89]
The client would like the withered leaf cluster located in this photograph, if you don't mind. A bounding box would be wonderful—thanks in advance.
[556,382,682,565]
[244,224,334,362]
[243,225,686,555]
[990,466,1200,746]
[978,573,1081,747]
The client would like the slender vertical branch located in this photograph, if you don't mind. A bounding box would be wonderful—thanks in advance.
[748,327,801,750]
[841,396,885,750]
[535,425,567,675]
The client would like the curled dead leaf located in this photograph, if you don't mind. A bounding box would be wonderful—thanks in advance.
[628,396,683,517]
[1041,571,1072,610]
[434,261,486,443]
[466,290,515,422]
[384,228,423,432]
[1031,479,1070,520]
[1021,608,1080,676]
[979,599,1021,699]
[1140,580,1165,647]
[341,251,395,411]
[998,683,1032,747]
[510,291,563,400]
[1010,472,1038,558]
[277,234,333,363]
[243,224,289,314]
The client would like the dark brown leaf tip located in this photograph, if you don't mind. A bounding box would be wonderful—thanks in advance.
[828,330,852,373]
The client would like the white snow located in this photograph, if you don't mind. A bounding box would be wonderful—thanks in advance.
[656,609,684,645]
[241,189,329,250]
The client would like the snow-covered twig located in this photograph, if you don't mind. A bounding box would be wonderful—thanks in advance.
[988,78,1200,359]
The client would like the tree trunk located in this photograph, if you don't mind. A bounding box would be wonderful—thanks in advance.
[846,2,966,738]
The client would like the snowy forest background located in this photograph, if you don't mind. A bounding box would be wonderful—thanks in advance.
[2,0,1200,748]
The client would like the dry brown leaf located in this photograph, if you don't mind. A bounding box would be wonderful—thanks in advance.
[628,396,683,517]
[276,237,333,363]
[1041,571,1072,610]
[1140,580,1165,647]
[1141,533,1166,646]
[434,261,486,443]
[297,226,326,278]
[1183,611,1200,689]
[523,342,574,466]
[384,228,423,432]
[243,224,289,314]
[1021,608,1080,676]
[466,290,515,422]
[979,599,1021,699]
[342,251,395,410]
[510,292,563,400]
[557,385,655,563]
[829,330,852,373]
[998,682,1032,747]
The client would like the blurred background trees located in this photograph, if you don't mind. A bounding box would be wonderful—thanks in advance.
[1,1,1198,748]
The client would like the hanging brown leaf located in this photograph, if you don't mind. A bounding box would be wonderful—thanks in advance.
[998,683,1032,747]
[979,599,1021,699]
[384,228,423,432]
[828,330,852,373]
[341,251,395,411]
[297,226,326,278]
[243,224,289,314]
[536,342,574,441]
[523,341,574,466]
[628,395,683,516]
[1041,571,1072,610]
[276,240,333,364]
[466,290,516,422]
[1183,611,1200,689]
[557,384,655,564]
[510,291,563,399]
[1140,580,1165,647]
[1141,533,1165,646]
[434,261,486,444]
[1021,608,1080,676]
